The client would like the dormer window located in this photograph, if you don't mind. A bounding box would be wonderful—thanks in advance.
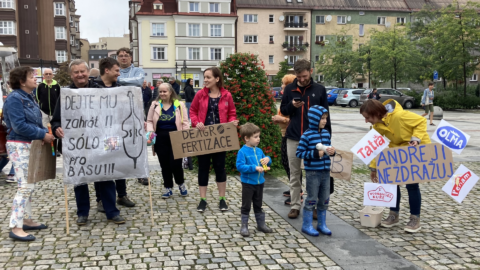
[154,4,163,10]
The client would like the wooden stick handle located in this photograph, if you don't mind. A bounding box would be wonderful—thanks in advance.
[148,177,154,226]
[64,185,70,234]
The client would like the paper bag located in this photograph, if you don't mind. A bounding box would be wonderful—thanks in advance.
[27,140,57,183]
[330,149,353,181]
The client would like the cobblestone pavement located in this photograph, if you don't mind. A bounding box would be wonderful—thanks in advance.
[0,170,340,270]
[276,161,480,270]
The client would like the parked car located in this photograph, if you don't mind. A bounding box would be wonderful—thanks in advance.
[325,86,337,93]
[327,88,348,105]
[359,88,415,109]
[396,87,411,92]
[336,89,365,108]
[272,87,282,100]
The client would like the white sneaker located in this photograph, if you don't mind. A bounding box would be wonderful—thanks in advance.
[6,175,16,183]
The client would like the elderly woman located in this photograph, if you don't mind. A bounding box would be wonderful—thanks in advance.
[146,83,189,199]
[3,67,55,241]
[360,99,430,233]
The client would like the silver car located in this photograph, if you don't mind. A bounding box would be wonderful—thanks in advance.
[335,89,365,107]
[359,88,415,109]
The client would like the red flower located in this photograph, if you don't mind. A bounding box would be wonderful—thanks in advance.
[248,104,252,108]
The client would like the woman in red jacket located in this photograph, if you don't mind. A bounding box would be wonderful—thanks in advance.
[190,67,238,212]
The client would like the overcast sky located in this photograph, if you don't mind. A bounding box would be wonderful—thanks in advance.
[76,0,130,43]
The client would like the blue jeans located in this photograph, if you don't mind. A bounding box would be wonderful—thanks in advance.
[95,179,127,202]
[391,184,421,216]
[0,156,15,175]
[75,181,120,219]
[304,170,330,212]
[185,102,192,118]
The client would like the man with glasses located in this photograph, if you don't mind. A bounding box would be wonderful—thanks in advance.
[116,48,149,187]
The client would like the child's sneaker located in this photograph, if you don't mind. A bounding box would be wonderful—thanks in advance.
[197,199,207,212]
[162,188,173,199]
[6,175,16,183]
[219,199,228,211]
[179,184,188,196]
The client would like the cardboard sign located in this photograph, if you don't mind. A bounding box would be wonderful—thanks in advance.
[27,140,57,183]
[441,164,479,204]
[169,123,240,159]
[351,129,390,165]
[330,149,353,181]
[431,119,470,155]
[363,183,397,207]
[376,143,454,185]
[61,87,149,186]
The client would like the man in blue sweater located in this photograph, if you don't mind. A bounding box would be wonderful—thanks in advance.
[296,106,336,236]
[236,123,273,237]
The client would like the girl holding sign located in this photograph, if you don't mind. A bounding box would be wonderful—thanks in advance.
[360,99,431,233]
[190,67,238,213]
[146,83,190,198]
[2,67,55,241]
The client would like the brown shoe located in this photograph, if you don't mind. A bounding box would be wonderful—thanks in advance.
[313,209,317,220]
[288,209,300,219]
[404,215,421,233]
[381,211,399,228]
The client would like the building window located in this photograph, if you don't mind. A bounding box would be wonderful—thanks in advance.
[152,23,165,36]
[188,48,200,60]
[189,2,199,12]
[55,27,66,40]
[315,35,325,42]
[152,47,166,60]
[269,55,274,64]
[210,48,222,60]
[244,14,257,23]
[56,50,67,63]
[244,35,258,43]
[209,3,219,13]
[0,0,14,8]
[75,22,79,32]
[317,75,324,82]
[337,15,346,24]
[359,24,364,36]
[316,15,325,24]
[285,35,301,45]
[210,24,222,37]
[397,17,406,24]
[269,35,274,43]
[70,35,75,45]
[378,17,386,25]
[54,2,64,16]
[188,24,200,36]
[315,55,319,62]
[0,21,15,35]
[471,74,478,81]
[91,63,94,68]
[269,15,274,23]
[337,36,346,42]
[288,55,298,65]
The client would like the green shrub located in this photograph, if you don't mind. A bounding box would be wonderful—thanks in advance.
[434,92,480,110]
[404,90,422,108]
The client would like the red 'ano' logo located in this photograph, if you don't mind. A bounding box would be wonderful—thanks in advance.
[451,171,472,196]
[367,186,394,202]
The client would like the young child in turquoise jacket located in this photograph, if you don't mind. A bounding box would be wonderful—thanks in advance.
[236,123,273,237]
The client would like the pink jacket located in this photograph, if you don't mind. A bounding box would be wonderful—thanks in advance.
[190,87,237,127]
[146,100,189,132]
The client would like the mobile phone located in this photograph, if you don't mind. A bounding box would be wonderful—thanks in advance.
[293,97,302,102]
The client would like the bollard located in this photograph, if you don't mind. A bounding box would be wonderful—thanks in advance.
[433,106,443,120]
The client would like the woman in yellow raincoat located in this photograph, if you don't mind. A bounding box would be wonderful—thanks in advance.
[360,99,431,233]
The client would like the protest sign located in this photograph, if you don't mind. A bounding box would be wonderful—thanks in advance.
[351,129,389,165]
[330,149,353,181]
[169,123,240,159]
[376,143,453,185]
[363,183,397,208]
[431,119,470,155]
[61,87,149,186]
[27,140,57,183]
[441,164,479,204]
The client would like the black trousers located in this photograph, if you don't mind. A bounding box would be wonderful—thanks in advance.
[75,181,119,219]
[197,152,226,186]
[155,128,184,188]
[95,179,126,202]
[241,183,264,215]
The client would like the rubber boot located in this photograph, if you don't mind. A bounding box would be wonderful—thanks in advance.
[240,214,250,237]
[255,212,273,233]
[301,210,319,236]
[317,209,332,235]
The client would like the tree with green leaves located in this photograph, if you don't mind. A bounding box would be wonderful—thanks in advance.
[272,59,291,87]
[219,52,282,174]
[316,32,361,88]
[53,62,71,86]
[409,0,480,96]
[369,26,422,89]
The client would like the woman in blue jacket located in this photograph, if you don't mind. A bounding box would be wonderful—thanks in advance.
[3,67,55,241]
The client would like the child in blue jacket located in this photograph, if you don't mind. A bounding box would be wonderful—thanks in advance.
[296,105,336,236]
[236,123,273,237]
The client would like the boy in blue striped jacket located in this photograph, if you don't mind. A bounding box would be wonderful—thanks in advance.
[236,123,273,237]
[296,105,336,236]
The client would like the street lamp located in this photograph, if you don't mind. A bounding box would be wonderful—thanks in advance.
[175,62,178,81]
[0,43,16,98]
[183,60,187,83]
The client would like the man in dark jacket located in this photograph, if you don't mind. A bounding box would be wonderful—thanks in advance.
[50,59,126,226]
[280,59,331,219]
[169,77,180,95]
[141,81,151,119]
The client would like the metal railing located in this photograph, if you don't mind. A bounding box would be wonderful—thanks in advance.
[284,22,308,28]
